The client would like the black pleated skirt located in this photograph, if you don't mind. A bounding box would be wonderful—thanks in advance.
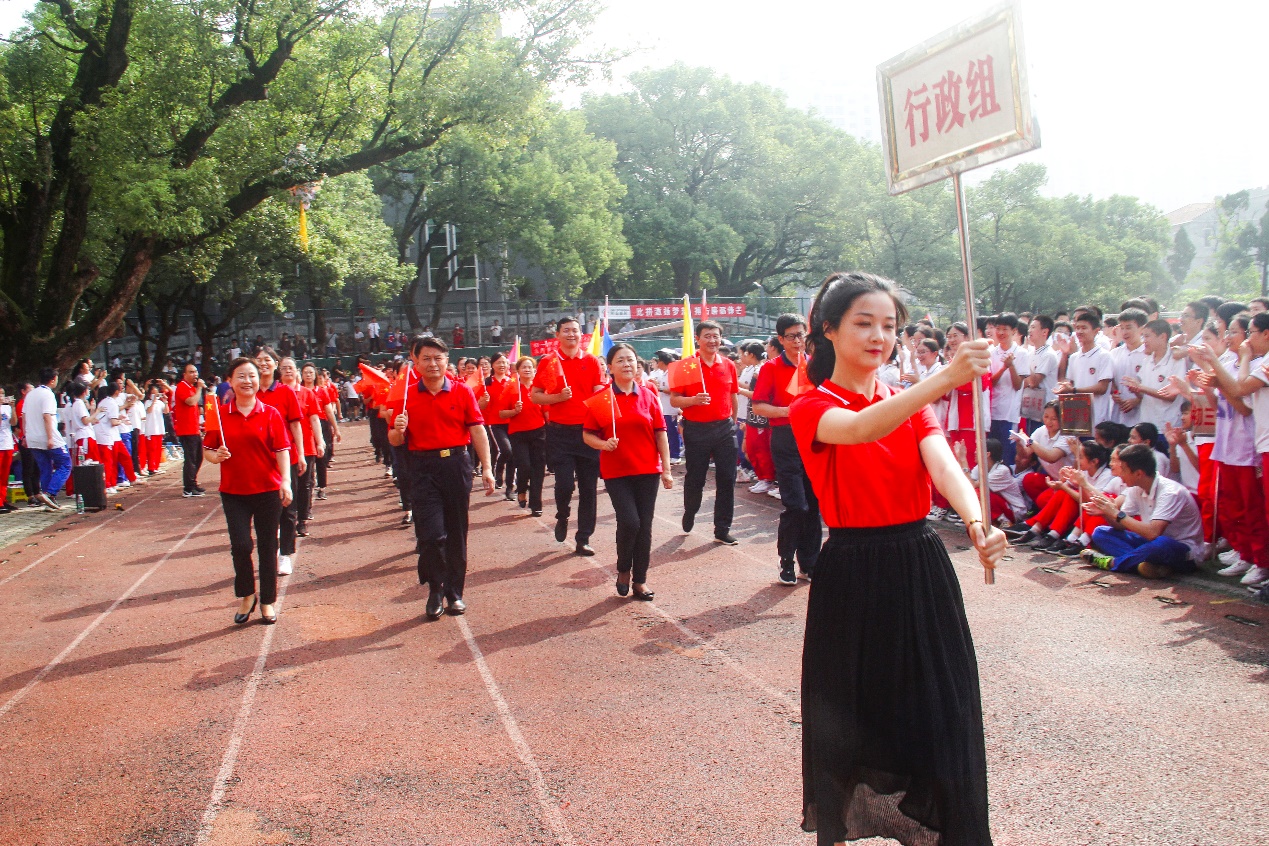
[801,521,992,846]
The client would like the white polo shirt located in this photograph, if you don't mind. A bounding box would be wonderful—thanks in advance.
[1109,343,1148,426]
[1068,345,1115,426]
[1121,473,1204,559]
[22,385,65,450]
[989,343,1024,422]
[1137,351,1188,430]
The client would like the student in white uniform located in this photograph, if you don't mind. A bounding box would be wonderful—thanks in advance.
[1109,308,1148,426]
[1130,319,1188,431]
[1056,311,1114,427]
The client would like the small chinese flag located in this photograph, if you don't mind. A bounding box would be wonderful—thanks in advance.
[667,356,702,392]
[386,372,409,406]
[500,378,522,406]
[509,335,521,364]
[204,394,220,432]
[466,372,485,395]
[786,355,813,398]
[583,387,621,432]
[358,363,390,395]
[538,355,567,394]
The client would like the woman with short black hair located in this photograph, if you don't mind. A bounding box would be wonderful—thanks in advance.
[203,358,293,625]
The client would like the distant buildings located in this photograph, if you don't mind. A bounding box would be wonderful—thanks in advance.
[1167,186,1269,275]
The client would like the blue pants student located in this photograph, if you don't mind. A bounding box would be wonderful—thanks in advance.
[32,447,71,499]
[990,418,1017,466]
[1090,527,1196,574]
[663,413,681,460]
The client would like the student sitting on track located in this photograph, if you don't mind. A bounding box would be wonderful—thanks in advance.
[1080,442,1205,578]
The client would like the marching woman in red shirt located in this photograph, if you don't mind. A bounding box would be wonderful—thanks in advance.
[788,272,1005,846]
[481,353,516,501]
[501,356,547,515]
[203,358,294,626]
[583,344,674,600]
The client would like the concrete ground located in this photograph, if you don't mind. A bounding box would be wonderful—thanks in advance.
[0,425,1265,846]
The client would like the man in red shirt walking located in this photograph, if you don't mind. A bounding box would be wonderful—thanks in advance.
[531,317,606,555]
[390,337,495,619]
[753,314,822,585]
[172,362,206,497]
[671,320,740,545]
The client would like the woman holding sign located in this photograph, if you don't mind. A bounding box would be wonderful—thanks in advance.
[787,272,1004,846]
[501,357,546,515]
[203,357,293,626]
[582,343,673,600]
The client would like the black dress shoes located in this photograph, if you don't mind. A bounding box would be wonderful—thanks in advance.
[445,596,467,615]
[631,587,655,601]
[682,512,695,533]
[554,517,568,543]
[234,596,258,625]
[425,588,444,620]
[616,572,631,597]
[576,543,595,557]
[714,532,739,545]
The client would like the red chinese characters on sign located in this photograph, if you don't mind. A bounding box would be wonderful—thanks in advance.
[903,55,1001,148]
[629,304,747,320]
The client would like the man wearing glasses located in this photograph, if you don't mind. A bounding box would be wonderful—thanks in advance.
[752,314,822,586]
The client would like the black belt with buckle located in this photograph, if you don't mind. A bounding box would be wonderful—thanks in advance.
[414,446,467,459]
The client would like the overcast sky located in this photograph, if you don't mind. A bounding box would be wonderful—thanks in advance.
[3,0,1264,214]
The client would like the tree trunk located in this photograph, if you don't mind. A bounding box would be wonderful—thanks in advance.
[671,259,695,297]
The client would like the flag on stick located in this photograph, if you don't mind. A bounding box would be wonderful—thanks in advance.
[205,393,221,432]
[538,354,568,394]
[667,355,703,392]
[583,385,621,437]
[681,294,695,358]
[509,335,521,364]
[786,353,813,398]
[357,363,389,397]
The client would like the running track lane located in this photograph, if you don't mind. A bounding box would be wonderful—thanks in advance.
[0,425,1266,844]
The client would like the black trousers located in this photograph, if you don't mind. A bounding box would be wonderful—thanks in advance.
[606,473,660,584]
[179,434,203,493]
[128,430,141,474]
[510,428,546,511]
[279,462,302,555]
[369,414,388,463]
[771,425,821,573]
[405,449,473,598]
[545,423,600,544]
[296,458,315,525]
[682,418,737,534]
[393,444,412,511]
[317,420,334,488]
[489,424,513,492]
[221,491,282,604]
[19,444,41,497]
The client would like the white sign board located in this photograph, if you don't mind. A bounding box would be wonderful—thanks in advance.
[599,304,631,321]
[877,1,1038,195]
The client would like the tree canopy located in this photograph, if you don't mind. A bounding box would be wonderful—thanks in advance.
[0,0,602,380]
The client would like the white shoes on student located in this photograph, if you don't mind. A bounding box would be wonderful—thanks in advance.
[278,555,293,576]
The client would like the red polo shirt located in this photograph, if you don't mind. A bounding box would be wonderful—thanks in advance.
[255,380,303,466]
[404,377,484,451]
[583,384,666,479]
[674,354,738,423]
[789,379,943,528]
[203,400,291,495]
[172,379,201,436]
[531,351,603,426]
[296,385,321,456]
[483,376,514,423]
[751,354,801,427]
[504,381,546,434]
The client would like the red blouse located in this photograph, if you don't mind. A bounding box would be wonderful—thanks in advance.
[583,384,666,479]
[789,379,944,528]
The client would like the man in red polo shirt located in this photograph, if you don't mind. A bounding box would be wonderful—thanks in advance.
[752,313,822,585]
[172,362,206,497]
[390,336,495,619]
[254,348,306,576]
[531,316,605,555]
[671,319,740,545]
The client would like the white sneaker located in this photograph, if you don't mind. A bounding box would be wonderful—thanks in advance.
[1217,557,1252,577]
[927,507,947,521]
[1241,565,1269,586]
[1218,549,1242,565]
[118,480,131,488]
[767,487,782,500]
[736,469,755,483]
[749,480,772,494]
[106,487,118,495]
[278,555,293,576]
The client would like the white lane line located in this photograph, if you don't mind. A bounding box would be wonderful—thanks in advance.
[0,505,219,721]
[533,511,799,717]
[0,486,169,588]
[457,615,578,846]
[194,574,292,846]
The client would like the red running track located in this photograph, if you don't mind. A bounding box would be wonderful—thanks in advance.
[0,424,1266,845]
